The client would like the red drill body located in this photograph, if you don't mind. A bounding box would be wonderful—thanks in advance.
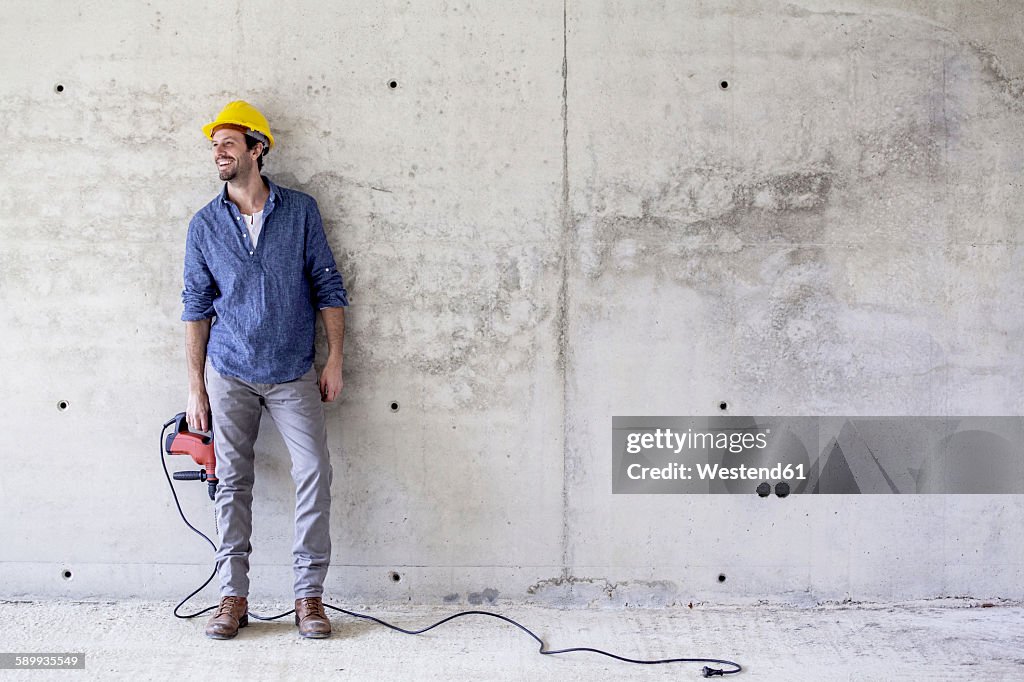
[165,412,218,500]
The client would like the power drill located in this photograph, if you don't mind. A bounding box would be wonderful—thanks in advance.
[164,412,218,500]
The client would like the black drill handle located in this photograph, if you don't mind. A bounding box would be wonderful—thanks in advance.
[173,470,207,481]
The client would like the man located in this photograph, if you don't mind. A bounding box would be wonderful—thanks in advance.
[180,100,348,640]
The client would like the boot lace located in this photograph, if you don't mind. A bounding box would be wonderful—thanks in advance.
[298,597,325,619]
[217,596,244,617]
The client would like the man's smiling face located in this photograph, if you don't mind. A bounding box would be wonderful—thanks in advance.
[211,126,257,182]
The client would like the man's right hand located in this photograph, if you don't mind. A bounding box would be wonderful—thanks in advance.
[187,388,211,433]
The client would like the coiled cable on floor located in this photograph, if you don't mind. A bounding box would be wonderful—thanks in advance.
[159,422,742,677]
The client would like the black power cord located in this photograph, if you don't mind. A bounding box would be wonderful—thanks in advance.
[160,422,742,677]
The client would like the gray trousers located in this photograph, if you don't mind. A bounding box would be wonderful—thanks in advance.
[205,360,333,598]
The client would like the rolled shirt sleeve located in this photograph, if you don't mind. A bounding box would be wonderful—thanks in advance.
[181,218,218,321]
[304,200,350,309]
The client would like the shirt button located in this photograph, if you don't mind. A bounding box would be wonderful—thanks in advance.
[250,251,254,255]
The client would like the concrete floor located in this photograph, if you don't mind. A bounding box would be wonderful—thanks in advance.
[0,599,1021,681]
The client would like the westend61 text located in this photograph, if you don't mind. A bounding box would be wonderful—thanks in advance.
[627,462,807,481]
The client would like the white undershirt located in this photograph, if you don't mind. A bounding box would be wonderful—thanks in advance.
[242,209,265,247]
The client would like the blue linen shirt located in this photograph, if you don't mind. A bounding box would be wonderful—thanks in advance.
[181,176,349,384]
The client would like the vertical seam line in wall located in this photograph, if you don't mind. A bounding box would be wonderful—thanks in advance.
[234,0,244,80]
[557,0,571,581]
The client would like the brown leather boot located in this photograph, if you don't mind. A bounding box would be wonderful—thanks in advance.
[294,596,331,638]
[205,596,249,639]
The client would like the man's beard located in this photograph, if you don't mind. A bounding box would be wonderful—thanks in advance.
[218,162,238,181]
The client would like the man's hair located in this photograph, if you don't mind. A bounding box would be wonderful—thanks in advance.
[245,134,266,170]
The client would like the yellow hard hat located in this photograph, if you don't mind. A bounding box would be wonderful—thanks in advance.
[202,100,275,150]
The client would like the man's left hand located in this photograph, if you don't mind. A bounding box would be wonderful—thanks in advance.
[319,357,343,402]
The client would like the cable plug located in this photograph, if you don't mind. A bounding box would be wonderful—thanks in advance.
[702,666,725,677]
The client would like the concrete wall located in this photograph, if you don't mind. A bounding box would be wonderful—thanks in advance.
[1,0,1021,606]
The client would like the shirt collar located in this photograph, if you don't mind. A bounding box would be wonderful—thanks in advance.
[220,175,279,207]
